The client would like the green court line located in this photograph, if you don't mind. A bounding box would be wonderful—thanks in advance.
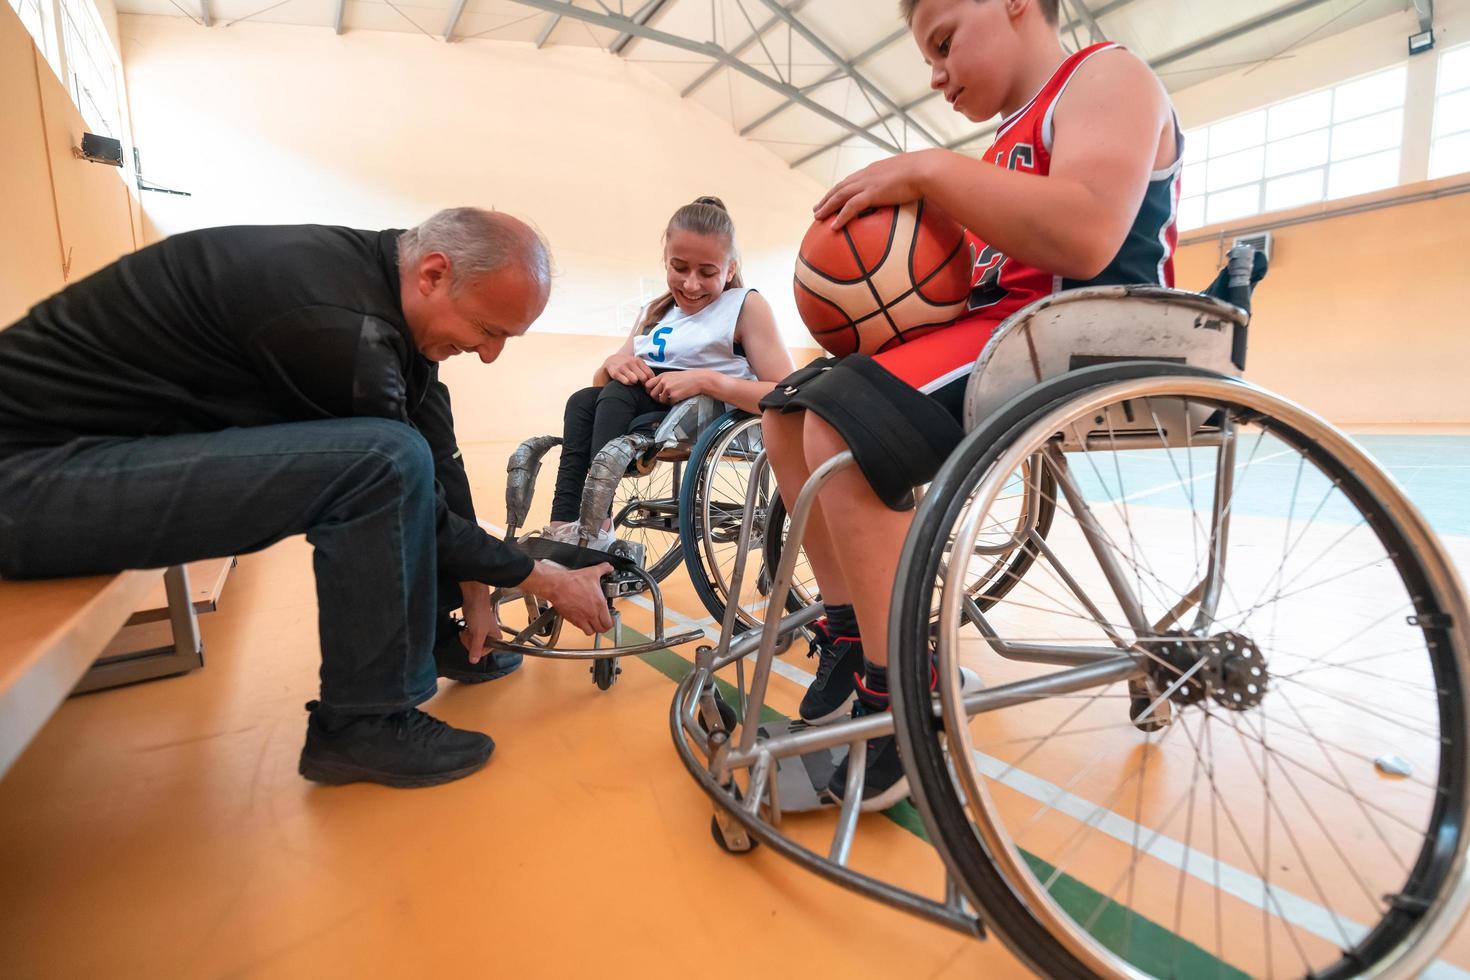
[627,631,1247,978]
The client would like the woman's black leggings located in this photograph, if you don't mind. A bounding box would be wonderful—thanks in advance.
[550,380,669,522]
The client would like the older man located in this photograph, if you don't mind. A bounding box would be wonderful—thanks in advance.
[0,208,609,788]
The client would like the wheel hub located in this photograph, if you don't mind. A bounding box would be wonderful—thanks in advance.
[1143,631,1268,711]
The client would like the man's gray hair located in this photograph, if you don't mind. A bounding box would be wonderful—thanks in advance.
[398,207,551,295]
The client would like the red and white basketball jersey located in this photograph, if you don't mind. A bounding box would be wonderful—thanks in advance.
[963,42,1183,325]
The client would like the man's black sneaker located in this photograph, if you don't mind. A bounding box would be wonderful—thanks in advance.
[298,701,494,788]
[825,698,909,812]
[798,619,864,725]
[435,619,523,684]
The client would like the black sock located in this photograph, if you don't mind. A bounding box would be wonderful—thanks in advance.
[859,659,890,710]
[824,602,860,639]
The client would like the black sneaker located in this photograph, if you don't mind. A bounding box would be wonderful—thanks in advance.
[798,619,864,725]
[298,701,494,788]
[825,698,908,812]
[435,619,523,684]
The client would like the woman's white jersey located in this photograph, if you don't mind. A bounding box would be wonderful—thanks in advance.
[631,287,757,381]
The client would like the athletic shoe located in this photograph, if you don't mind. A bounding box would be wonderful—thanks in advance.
[297,701,494,788]
[824,665,982,813]
[798,619,864,725]
[825,697,909,811]
[434,619,523,684]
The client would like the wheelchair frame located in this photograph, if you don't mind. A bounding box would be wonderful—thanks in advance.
[669,262,1470,977]
[487,395,731,688]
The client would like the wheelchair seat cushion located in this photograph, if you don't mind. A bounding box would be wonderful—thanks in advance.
[759,354,965,511]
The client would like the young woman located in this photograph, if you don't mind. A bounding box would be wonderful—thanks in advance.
[539,196,794,549]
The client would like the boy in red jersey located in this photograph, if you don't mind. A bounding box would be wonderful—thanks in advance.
[760,0,1182,809]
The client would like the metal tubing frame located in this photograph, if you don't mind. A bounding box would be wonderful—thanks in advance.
[491,562,702,659]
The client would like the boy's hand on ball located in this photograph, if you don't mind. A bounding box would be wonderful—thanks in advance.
[815,152,932,230]
[605,353,653,385]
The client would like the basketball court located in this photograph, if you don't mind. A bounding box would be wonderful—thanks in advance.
[3,0,1470,977]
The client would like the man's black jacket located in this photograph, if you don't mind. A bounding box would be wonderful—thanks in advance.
[0,224,533,585]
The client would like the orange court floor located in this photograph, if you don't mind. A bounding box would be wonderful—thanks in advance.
[0,440,1034,979]
[4,436,1470,979]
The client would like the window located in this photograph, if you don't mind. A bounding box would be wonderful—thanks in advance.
[7,0,48,53]
[1430,44,1470,179]
[58,0,122,140]
[1179,65,1407,231]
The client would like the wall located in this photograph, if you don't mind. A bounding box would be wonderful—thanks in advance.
[1175,174,1470,425]
[118,15,825,347]
[0,3,139,326]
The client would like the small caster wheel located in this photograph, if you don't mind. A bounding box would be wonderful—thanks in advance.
[592,656,620,691]
[710,812,758,854]
[697,689,740,735]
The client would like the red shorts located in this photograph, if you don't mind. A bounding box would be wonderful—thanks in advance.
[871,314,999,418]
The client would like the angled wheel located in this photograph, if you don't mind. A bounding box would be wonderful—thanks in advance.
[679,411,794,631]
[612,456,684,582]
[893,363,1470,979]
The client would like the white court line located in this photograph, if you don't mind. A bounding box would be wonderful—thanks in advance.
[1118,447,1296,504]
[485,522,1469,977]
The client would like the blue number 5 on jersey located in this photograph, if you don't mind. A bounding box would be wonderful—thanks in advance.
[650,325,673,362]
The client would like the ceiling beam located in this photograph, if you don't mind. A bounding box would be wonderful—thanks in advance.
[609,0,672,56]
[749,0,941,148]
[1149,0,1337,70]
[740,25,906,136]
[1413,0,1433,34]
[503,0,901,154]
[200,0,211,26]
[442,0,468,41]
[680,0,812,98]
[1062,0,1105,45]
[534,13,560,47]
[796,0,1337,167]
[789,0,1142,167]
[332,0,345,33]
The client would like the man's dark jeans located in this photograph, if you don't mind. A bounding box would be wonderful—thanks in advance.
[0,418,445,714]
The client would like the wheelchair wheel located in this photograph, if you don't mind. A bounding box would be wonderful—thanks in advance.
[612,455,684,582]
[759,456,1055,623]
[892,363,1470,980]
[679,411,795,631]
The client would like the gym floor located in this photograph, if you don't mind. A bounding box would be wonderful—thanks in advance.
[0,432,1465,978]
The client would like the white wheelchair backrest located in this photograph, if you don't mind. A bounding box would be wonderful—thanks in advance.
[963,286,1248,433]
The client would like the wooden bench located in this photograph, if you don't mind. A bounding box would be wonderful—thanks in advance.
[0,562,219,778]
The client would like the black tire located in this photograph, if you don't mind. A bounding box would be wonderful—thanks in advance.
[592,656,619,691]
[892,362,1470,979]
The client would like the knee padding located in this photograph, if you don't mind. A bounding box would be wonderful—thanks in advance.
[759,355,963,511]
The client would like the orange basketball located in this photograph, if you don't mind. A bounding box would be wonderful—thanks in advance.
[793,200,971,357]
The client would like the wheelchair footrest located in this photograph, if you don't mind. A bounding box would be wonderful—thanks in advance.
[760,718,845,814]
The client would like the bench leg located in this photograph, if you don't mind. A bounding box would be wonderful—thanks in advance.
[72,565,205,695]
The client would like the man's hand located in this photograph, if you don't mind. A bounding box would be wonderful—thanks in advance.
[459,581,502,664]
[645,369,715,404]
[519,560,614,636]
[604,353,654,386]
[813,150,937,230]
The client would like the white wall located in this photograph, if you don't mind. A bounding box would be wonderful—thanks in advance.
[119,14,825,343]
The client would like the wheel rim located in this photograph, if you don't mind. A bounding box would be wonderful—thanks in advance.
[923,376,1470,979]
[693,417,819,629]
[612,458,682,579]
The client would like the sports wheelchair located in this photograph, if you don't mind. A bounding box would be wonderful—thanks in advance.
[492,393,780,689]
[671,246,1470,978]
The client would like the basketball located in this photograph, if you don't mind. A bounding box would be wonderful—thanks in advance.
[793,200,971,357]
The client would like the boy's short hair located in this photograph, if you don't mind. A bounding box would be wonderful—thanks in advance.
[900,0,1061,26]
